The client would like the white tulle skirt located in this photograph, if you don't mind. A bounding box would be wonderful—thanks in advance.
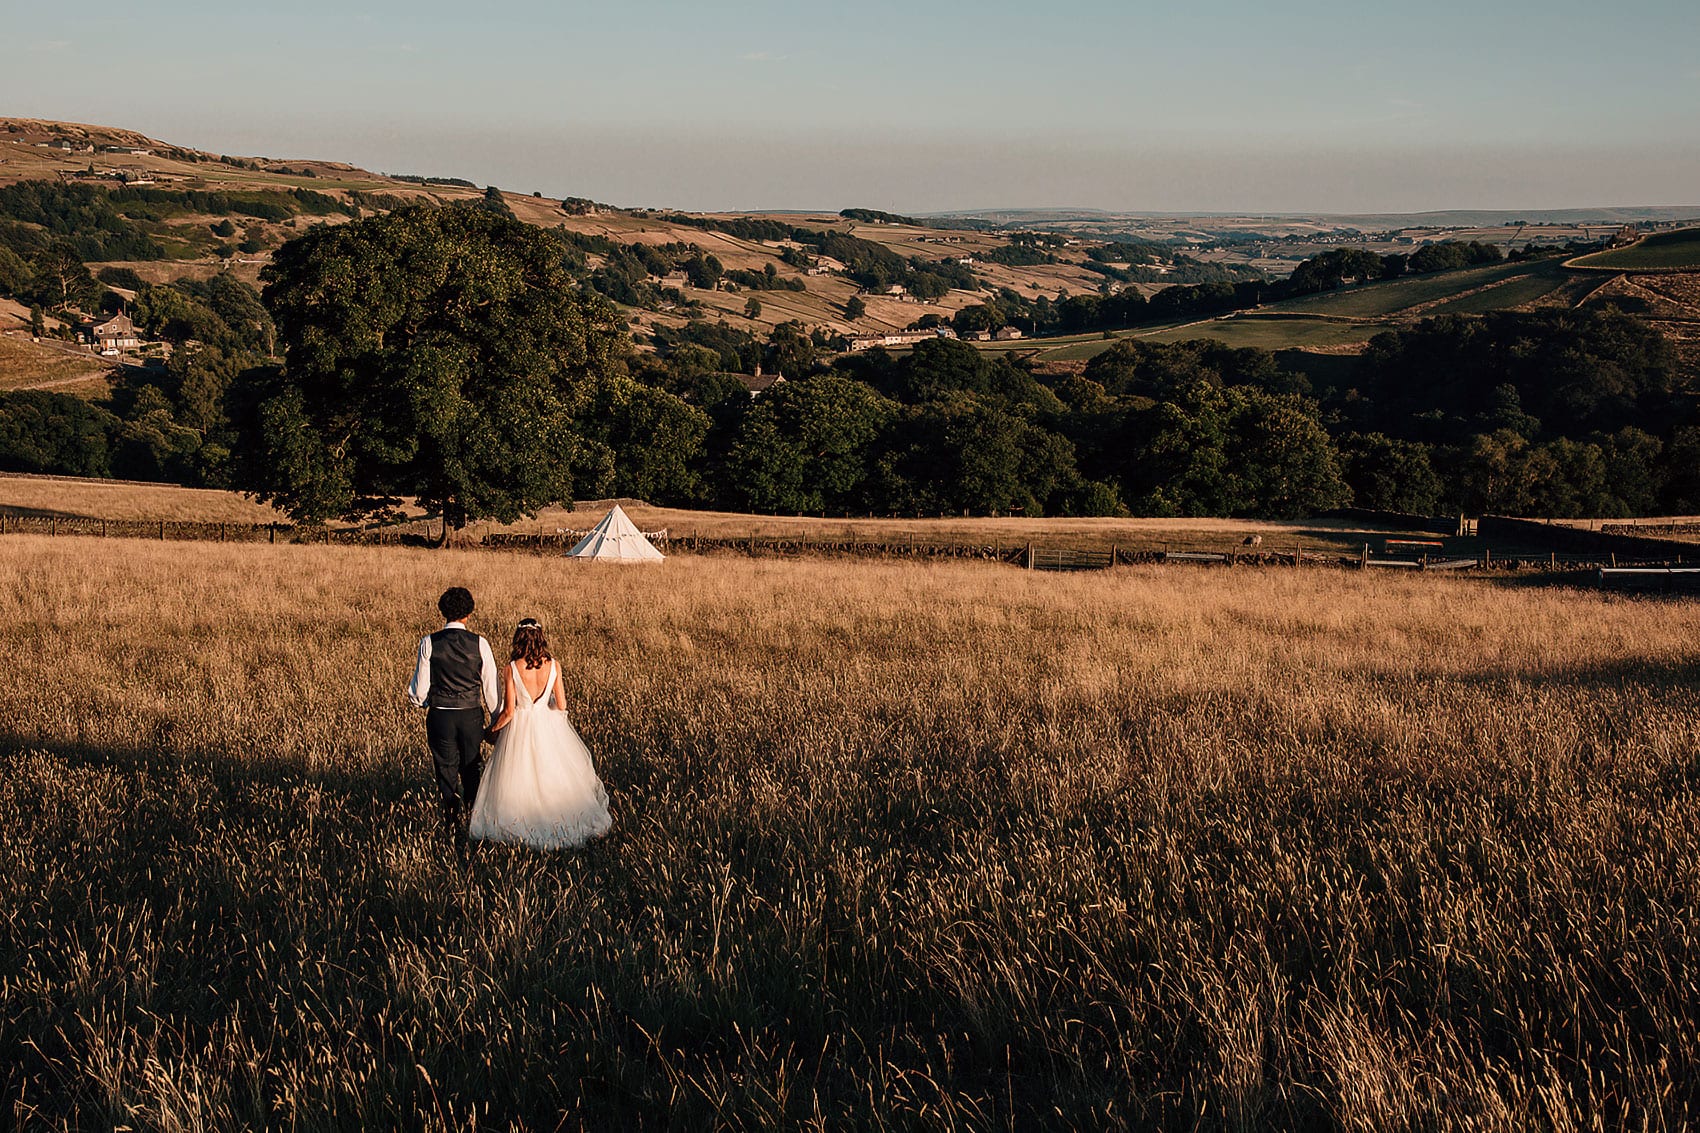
[469,707,612,849]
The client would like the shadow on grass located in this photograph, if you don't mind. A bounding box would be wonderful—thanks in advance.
[0,729,418,800]
[1440,653,1700,696]
[0,503,90,519]
[1483,569,1700,601]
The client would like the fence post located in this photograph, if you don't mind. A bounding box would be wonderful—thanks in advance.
[269,524,275,545]
[160,520,166,541]
[1025,543,1034,570]
[1109,543,1118,568]
[101,520,106,538]
[1360,543,1369,569]
[50,518,56,537]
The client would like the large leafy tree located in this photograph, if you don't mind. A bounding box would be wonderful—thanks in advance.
[718,374,898,514]
[576,374,710,505]
[1121,382,1347,518]
[241,206,626,529]
[1338,432,1445,515]
[27,241,98,312]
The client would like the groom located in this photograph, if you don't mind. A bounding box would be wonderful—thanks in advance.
[407,586,501,850]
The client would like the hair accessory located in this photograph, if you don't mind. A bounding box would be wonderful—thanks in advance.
[517,618,543,630]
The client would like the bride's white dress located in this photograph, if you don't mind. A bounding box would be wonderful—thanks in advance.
[469,660,612,849]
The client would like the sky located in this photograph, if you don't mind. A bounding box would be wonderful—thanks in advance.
[4,0,1698,214]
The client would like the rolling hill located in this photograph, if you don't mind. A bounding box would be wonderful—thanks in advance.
[4,116,1698,384]
[0,117,1152,348]
[1566,226,1700,272]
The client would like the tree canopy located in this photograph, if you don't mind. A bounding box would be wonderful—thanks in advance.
[238,206,627,529]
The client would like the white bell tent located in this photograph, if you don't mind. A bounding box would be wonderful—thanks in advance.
[565,505,666,562]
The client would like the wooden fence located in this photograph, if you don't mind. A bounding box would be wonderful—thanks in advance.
[6,513,1699,582]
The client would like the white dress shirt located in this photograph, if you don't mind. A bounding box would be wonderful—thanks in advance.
[407,621,501,712]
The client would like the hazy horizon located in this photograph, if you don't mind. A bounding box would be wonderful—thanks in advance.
[5,0,1698,215]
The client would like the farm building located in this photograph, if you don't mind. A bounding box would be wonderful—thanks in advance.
[846,327,960,352]
[737,372,787,397]
[81,313,140,354]
[992,325,1023,340]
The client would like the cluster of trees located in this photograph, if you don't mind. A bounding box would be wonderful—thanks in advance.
[6,200,1695,530]
[724,264,807,292]
[979,244,1056,267]
[0,181,164,261]
[0,344,247,484]
[1083,256,1264,287]
[838,208,920,225]
[1287,241,1505,291]
[1321,309,1696,515]
[0,182,349,264]
[387,173,477,188]
[0,250,276,484]
[201,207,1362,524]
[0,240,105,314]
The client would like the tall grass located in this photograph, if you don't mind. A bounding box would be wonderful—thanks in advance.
[2,537,1696,1129]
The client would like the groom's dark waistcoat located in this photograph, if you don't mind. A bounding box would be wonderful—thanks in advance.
[427,628,485,709]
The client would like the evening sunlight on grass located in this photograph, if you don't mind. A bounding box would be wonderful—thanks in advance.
[4,538,1696,1128]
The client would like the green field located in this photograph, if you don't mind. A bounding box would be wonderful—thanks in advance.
[1567,227,1700,271]
[1020,259,1572,361]
[1261,259,1550,319]
[1139,314,1383,350]
[1423,266,1575,316]
[1034,316,1378,361]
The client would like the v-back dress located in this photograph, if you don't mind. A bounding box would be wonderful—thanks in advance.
[469,660,612,849]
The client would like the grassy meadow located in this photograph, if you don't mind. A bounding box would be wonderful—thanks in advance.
[1567,228,1700,272]
[0,473,287,523]
[0,473,1429,556]
[3,535,1698,1129]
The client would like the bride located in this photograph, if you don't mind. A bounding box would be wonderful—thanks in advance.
[469,618,612,849]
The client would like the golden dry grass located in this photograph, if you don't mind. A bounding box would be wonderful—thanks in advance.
[0,334,114,394]
[3,535,1697,1128]
[0,473,286,523]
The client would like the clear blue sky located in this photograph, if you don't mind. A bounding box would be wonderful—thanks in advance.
[4,0,1697,213]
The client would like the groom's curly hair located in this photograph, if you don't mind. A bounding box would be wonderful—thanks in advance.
[512,622,551,669]
[438,587,475,622]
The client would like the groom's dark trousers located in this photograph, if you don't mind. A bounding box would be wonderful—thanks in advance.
[427,708,484,815]
[412,623,494,832]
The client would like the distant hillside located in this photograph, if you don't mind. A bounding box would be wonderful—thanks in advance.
[3,116,1696,382]
[0,117,1209,345]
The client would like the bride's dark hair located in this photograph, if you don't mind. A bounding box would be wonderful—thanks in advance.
[511,618,551,669]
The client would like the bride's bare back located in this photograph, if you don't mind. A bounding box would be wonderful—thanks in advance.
[507,659,566,713]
